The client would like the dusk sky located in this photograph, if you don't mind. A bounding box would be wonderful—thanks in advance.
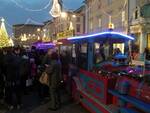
[0,0,84,34]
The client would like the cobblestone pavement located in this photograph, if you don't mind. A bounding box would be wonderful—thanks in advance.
[0,88,89,113]
[29,102,89,113]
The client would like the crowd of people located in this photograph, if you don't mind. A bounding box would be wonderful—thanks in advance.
[0,46,71,111]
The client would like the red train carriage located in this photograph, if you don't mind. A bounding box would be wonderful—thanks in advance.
[58,31,150,113]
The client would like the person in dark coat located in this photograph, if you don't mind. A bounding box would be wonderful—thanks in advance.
[0,49,4,101]
[20,51,30,94]
[5,47,22,109]
[38,48,52,99]
[99,44,105,61]
[48,51,62,111]
[60,51,70,84]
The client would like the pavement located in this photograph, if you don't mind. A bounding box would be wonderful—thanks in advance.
[0,87,89,113]
[29,101,88,113]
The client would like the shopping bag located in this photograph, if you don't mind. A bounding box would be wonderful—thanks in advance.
[26,79,33,87]
[39,72,49,86]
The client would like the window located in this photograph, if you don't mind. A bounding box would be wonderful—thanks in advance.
[135,9,138,19]
[76,24,81,32]
[76,17,80,22]
[90,22,93,30]
[122,11,125,26]
[108,0,112,5]
[122,11,125,22]
[98,18,102,28]
[79,43,88,70]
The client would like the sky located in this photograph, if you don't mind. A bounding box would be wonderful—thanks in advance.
[0,0,84,34]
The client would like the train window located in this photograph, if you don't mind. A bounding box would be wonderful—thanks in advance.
[78,43,88,70]
[94,43,101,64]
[113,43,124,54]
[71,44,77,64]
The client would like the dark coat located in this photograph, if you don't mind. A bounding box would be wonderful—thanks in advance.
[20,56,30,79]
[48,60,62,88]
[5,53,21,83]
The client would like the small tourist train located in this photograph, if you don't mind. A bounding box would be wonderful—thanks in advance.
[56,30,150,113]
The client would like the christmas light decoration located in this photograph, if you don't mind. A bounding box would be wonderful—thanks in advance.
[9,38,14,46]
[49,0,62,17]
[0,18,12,48]
[69,21,74,30]
[21,34,27,41]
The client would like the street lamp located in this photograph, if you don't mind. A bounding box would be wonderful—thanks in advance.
[72,14,76,18]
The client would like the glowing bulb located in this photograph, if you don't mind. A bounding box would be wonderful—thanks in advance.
[38,36,40,40]
[1,18,5,22]
[37,28,41,32]
[72,15,76,18]
[61,12,68,18]
[69,21,74,30]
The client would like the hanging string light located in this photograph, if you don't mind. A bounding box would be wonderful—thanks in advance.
[10,0,51,12]
[49,0,62,17]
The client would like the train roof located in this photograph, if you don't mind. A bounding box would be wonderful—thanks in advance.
[67,31,134,43]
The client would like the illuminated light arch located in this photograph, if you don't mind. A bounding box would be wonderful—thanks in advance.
[67,31,134,41]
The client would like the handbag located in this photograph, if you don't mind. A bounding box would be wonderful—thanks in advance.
[39,72,49,86]
[26,79,33,87]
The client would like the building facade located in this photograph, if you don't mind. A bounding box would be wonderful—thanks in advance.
[85,0,150,57]
[13,24,44,45]
[130,0,150,55]
[43,20,55,41]
[85,0,137,33]
[43,5,85,41]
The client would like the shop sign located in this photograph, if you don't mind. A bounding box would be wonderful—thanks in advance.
[130,25,141,33]
[56,30,74,39]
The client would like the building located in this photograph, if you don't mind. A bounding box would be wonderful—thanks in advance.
[13,24,44,45]
[43,5,85,41]
[84,0,136,33]
[130,0,150,55]
[13,24,44,39]
[43,20,55,41]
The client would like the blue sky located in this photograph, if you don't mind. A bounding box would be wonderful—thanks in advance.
[0,0,84,34]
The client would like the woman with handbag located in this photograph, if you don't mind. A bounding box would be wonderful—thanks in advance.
[39,49,53,100]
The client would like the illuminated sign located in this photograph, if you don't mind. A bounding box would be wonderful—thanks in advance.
[57,30,74,39]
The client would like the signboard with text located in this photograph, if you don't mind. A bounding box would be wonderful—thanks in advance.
[56,30,74,39]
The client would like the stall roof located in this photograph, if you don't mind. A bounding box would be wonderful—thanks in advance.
[67,31,134,42]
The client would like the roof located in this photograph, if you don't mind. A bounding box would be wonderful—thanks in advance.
[67,31,134,43]
[74,5,85,13]
[43,19,54,24]
[13,24,44,27]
